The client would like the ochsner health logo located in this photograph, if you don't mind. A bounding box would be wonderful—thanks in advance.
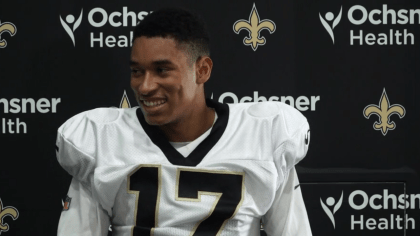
[319,5,418,45]
[60,9,83,46]
[319,6,342,44]
[320,191,344,228]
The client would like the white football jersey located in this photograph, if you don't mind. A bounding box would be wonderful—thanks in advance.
[56,99,312,236]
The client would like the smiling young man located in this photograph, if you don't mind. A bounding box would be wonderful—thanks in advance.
[56,7,312,236]
[129,35,215,143]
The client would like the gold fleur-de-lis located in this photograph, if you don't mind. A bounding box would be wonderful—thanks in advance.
[0,21,17,48]
[363,89,405,136]
[233,4,276,51]
[0,198,19,233]
[120,90,131,108]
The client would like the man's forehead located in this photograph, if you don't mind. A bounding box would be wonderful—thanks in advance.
[131,36,187,64]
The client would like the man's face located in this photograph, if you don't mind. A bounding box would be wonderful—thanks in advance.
[130,36,199,125]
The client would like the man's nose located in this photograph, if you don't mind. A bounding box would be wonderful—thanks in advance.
[138,72,158,95]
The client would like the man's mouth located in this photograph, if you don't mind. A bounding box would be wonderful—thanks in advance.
[141,99,167,107]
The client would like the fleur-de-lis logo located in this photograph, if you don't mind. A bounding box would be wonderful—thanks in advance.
[0,21,17,48]
[0,198,19,234]
[120,90,131,108]
[233,3,276,51]
[363,89,406,136]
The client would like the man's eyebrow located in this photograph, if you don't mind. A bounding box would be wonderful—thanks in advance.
[152,59,174,66]
[129,59,175,67]
[129,60,139,66]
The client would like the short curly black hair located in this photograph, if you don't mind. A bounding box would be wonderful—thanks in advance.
[133,7,210,65]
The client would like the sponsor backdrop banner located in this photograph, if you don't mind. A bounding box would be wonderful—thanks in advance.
[0,0,419,235]
[301,182,412,236]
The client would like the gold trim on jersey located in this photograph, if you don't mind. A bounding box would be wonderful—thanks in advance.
[175,168,245,236]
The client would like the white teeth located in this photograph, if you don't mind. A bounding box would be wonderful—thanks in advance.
[143,100,166,107]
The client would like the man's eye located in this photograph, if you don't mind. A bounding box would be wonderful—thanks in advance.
[131,69,142,74]
[157,68,168,73]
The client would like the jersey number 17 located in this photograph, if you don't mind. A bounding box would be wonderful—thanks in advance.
[128,164,245,236]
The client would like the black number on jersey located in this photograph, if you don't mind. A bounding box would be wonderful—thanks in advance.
[128,164,161,236]
[176,168,245,235]
[128,165,245,236]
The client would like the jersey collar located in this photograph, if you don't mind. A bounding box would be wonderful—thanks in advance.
[136,98,229,166]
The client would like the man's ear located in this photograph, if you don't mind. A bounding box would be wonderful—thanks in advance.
[196,56,213,84]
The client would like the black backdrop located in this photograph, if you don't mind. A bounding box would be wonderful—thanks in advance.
[0,0,419,235]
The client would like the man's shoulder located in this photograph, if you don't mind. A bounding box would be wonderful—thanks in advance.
[58,107,138,136]
[57,107,139,160]
[56,107,140,181]
[228,101,307,126]
[227,101,308,148]
[222,102,309,167]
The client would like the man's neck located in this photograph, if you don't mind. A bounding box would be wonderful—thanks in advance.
[159,101,215,142]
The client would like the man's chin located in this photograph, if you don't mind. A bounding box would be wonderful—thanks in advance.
[144,115,168,126]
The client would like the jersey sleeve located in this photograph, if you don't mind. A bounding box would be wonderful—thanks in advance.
[262,167,312,236]
[272,103,310,180]
[56,111,97,188]
[56,110,114,234]
[58,178,111,236]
